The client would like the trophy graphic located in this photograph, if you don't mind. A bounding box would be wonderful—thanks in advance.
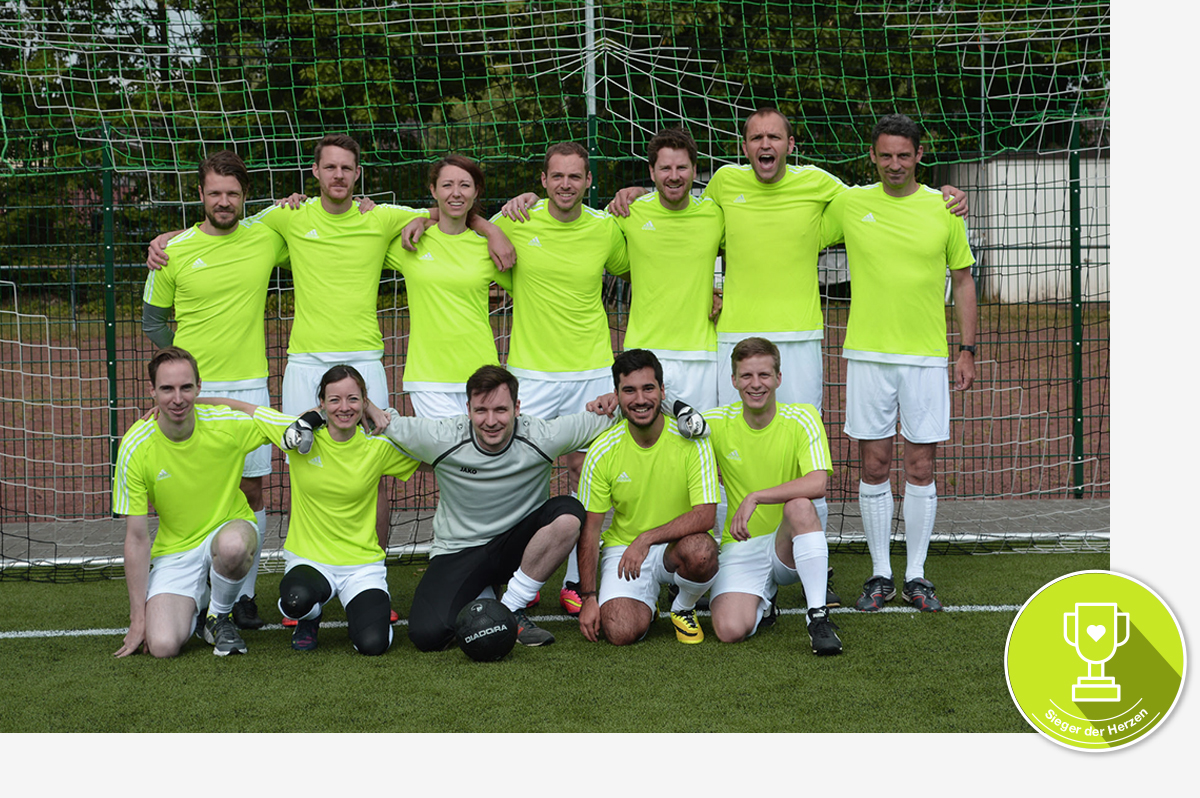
[1063,603,1130,701]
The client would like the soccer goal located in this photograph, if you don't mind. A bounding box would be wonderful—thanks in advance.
[0,1,1109,579]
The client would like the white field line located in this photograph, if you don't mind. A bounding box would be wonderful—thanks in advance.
[0,604,1023,640]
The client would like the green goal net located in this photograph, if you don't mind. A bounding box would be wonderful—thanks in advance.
[0,1,1110,578]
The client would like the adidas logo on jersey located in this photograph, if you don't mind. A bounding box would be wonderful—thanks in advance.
[861,213,877,223]
[190,258,209,270]
[528,236,542,247]
[309,456,324,468]
[726,449,742,462]
[733,194,747,203]
[616,471,632,484]
[305,229,320,239]
[641,220,656,231]
[156,469,172,481]
[420,252,434,261]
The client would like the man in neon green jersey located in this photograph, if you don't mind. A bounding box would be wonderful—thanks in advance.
[113,348,272,658]
[141,151,289,631]
[820,113,976,614]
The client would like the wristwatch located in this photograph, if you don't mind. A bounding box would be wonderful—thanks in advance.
[959,344,977,356]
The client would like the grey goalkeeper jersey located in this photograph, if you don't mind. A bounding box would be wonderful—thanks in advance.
[383,409,617,557]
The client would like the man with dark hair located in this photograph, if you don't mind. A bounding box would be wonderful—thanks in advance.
[113,347,273,658]
[704,337,841,654]
[821,112,977,614]
[475,141,629,615]
[608,127,724,413]
[375,365,620,650]
[576,349,721,646]
[141,150,289,630]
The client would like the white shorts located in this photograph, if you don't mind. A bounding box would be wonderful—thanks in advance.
[517,373,613,420]
[718,337,822,411]
[710,532,798,604]
[598,542,675,610]
[281,552,389,610]
[201,385,272,477]
[409,390,468,419]
[283,354,390,415]
[654,353,718,413]
[146,519,257,624]
[844,360,949,444]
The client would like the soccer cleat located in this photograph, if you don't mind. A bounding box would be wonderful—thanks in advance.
[292,615,321,651]
[825,567,842,608]
[854,575,896,612]
[232,594,264,630]
[902,578,944,612]
[203,613,248,656]
[390,609,400,624]
[759,591,779,630]
[670,607,704,644]
[282,616,298,628]
[559,581,583,616]
[513,608,555,646]
[806,606,843,656]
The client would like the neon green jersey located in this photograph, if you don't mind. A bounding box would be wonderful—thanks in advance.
[112,406,272,558]
[249,200,425,354]
[384,226,500,386]
[252,408,418,566]
[143,222,288,382]
[702,164,847,339]
[702,402,832,545]
[613,193,722,354]
[491,202,627,374]
[822,183,975,363]
[578,419,719,548]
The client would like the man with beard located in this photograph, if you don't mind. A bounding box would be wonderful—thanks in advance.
[141,150,289,630]
[576,349,720,646]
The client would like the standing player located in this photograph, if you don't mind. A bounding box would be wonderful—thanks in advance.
[371,365,622,651]
[576,350,720,646]
[113,348,271,658]
[704,338,840,655]
[383,155,505,417]
[486,142,629,615]
[820,113,977,613]
[141,150,289,631]
[609,128,723,413]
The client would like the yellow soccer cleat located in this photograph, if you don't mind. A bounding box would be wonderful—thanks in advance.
[670,607,704,644]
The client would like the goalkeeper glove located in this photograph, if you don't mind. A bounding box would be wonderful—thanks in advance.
[283,410,326,455]
[673,400,708,439]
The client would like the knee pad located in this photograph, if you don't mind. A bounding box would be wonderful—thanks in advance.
[347,588,393,656]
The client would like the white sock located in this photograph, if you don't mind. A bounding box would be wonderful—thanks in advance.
[208,568,242,617]
[813,496,829,533]
[671,573,715,613]
[859,480,894,579]
[903,481,938,582]
[236,508,267,600]
[563,547,580,585]
[501,568,544,613]
[792,531,829,611]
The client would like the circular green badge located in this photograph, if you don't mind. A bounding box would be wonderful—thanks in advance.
[1005,570,1186,750]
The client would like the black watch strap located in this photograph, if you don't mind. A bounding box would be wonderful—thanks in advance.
[959,344,977,355]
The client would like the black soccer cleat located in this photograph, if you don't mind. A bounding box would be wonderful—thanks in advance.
[806,606,843,656]
[854,575,896,612]
[902,578,944,612]
[232,594,264,630]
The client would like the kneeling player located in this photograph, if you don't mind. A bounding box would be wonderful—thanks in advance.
[205,365,419,654]
[113,348,271,658]
[576,349,720,646]
[704,338,841,655]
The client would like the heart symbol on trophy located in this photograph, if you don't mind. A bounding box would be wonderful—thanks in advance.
[1086,625,1106,642]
